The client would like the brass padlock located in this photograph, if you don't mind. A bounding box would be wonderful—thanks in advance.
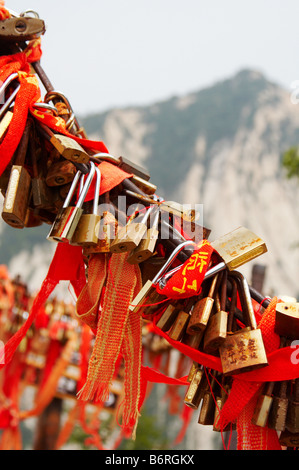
[286,378,299,433]
[2,119,32,228]
[211,226,267,271]
[203,270,228,354]
[168,298,194,341]
[184,365,205,410]
[219,271,268,376]
[251,381,275,428]
[129,240,196,317]
[268,378,289,432]
[275,302,299,339]
[71,165,102,247]
[45,159,77,187]
[50,132,90,164]
[110,205,156,253]
[156,302,181,332]
[213,376,235,432]
[30,124,56,211]
[47,163,95,243]
[186,274,220,335]
[127,207,160,264]
[83,209,118,255]
[279,428,299,448]
[198,376,217,425]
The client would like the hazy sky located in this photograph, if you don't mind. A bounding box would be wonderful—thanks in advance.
[6,0,299,116]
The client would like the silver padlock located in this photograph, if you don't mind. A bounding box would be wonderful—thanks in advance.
[47,162,95,243]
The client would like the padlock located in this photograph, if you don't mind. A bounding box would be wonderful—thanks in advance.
[182,330,204,350]
[279,428,299,448]
[47,163,95,243]
[129,240,196,317]
[156,301,181,332]
[110,204,156,253]
[2,119,32,228]
[24,208,43,228]
[251,381,275,427]
[219,271,268,376]
[45,159,77,187]
[71,165,102,247]
[213,376,235,432]
[30,124,56,211]
[168,298,195,341]
[268,378,289,432]
[286,378,299,433]
[203,270,228,354]
[92,151,150,181]
[275,302,299,339]
[211,226,267,271]
[184,365,205,409]
[186,274,220,335]
[198,376,217,425]
[49,132,90,164]
[127,206,160,264]
[158,226,268,289]
[0,16,46,42]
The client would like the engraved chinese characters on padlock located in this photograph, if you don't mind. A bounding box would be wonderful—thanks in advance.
[129,241,196,318]
[71,166,102,247]
[47,163,95,243]
[219,271,268,376]
[211,226,267,271]
[2,119,32,228]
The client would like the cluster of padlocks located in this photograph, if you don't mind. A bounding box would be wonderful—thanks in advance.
[1,6,299,450]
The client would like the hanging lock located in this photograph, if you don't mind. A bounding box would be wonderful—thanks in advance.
[127,206,160,264]
[275,302,299,339]
[0,16,46,41]
[71,165,102,247]
[47,163,95,243]
[2,119,32,228]
[110,204,156,253]
[202,270,228,354]
[210,226,267,271]
[129,240,196,318]
[219,271,268,376]
[186,273,220,335]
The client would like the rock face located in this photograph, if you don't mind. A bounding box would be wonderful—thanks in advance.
[2,68,299,299]
[82,69,299,299]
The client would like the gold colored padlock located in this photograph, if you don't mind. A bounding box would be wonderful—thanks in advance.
[71,165,102,247]
[219,271,268,376]
[47,163,95,243]
[2,119,32,228]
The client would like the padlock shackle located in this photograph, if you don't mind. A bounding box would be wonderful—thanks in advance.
[63,170,82,208]
[76,162,96,208]
[0,73,20,120]
[230,271,257,330]
[152,240,196,286]
[93,166,101,215]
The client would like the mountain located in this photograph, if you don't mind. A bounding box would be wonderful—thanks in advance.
[2,68,299,301]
